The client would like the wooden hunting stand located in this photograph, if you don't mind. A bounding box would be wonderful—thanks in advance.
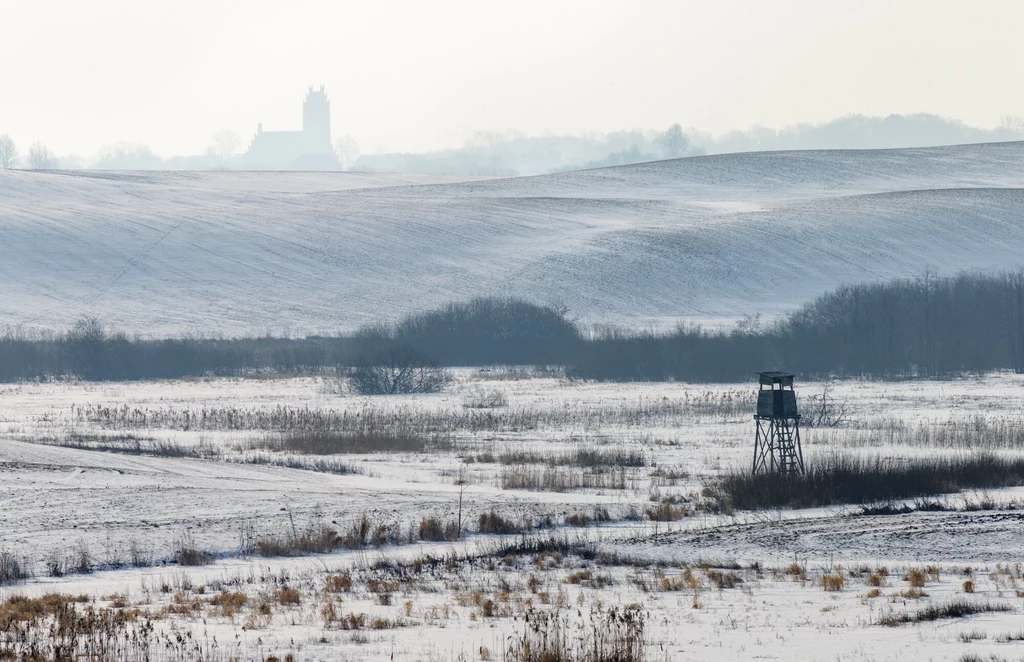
[752,371,804,474]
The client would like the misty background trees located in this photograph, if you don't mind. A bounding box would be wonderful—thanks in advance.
[2,272,1024,383]
[4,112,1023,174]
[0,134,18,168]
[207,129,241,168]
[334,135,361,171]
[93,143,162,170]
[27,141,58,169]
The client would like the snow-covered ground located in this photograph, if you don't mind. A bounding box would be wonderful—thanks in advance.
[3,372,1024,661]
[4,142,1024,334]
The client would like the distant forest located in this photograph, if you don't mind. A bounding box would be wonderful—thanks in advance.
[355,114,1024,176]
[7,113,1024,177]
[2,271,1023,383]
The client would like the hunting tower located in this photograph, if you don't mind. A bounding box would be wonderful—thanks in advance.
[752,372,804,474]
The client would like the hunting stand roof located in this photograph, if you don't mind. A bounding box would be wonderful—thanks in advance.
[758,371,795,387]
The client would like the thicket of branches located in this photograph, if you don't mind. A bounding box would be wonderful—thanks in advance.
[2,272,1024,382]
[347,347,452,395]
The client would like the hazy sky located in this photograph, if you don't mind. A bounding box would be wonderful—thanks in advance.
[4,0,1023,157]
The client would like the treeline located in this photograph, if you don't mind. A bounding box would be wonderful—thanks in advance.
[2,272,1023,382]
[572,271,1024,381]
[0,299,578,382]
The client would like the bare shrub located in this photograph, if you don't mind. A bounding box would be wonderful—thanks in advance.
[128,537,152,567]
[804,378,850,428]
[418,516,459,541]
[72,541,93,574]
[478,511,523,535]
[173,532,214,566]
[348,347,451,395]
[0,551,30,585]
[45,549,68,578]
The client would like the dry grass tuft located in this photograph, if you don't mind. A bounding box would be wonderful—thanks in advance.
[645,500,689,522]
[820,574,845,592]
[904,568,927,588]
[277,588,300,606]
[0,593,89,624]
[478,511,523,535]
[325,574,353,593]
[418,516,460,541]
[209,591,247,619]
[174,532,214,566]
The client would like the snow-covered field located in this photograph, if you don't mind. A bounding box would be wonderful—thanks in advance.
[4,144,1024,660]
[3,371,1024,661]
[4,142,1024,334]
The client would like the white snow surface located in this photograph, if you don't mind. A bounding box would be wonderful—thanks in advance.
[3,372,1024,661]
[3,142,1024,334]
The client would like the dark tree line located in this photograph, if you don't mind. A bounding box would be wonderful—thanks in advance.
[2,273,1023,383]
[0,299,577,382]
[571,271,1024,381]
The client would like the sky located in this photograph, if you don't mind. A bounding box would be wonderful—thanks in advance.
[3,0,1023,158]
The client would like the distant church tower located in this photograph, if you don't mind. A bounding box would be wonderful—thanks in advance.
[241,85,338,170]
[303,86,331,150]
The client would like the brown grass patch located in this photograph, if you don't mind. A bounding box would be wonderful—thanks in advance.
[820,574,845,592]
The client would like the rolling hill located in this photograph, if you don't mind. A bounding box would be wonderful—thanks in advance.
[2,142,1024,335]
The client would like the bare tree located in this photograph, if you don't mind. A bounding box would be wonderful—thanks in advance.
[67,316,108,380]
[334,134,361,171]
[27,141,58,169]
[208,129,240,168]
[0,134,18,169]
[657,123,689,158]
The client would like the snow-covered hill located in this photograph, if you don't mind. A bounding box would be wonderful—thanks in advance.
[2,142,1024,335]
